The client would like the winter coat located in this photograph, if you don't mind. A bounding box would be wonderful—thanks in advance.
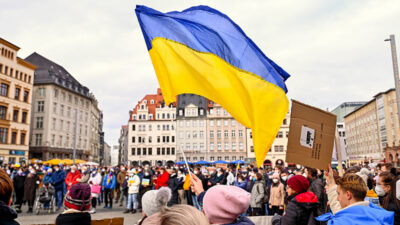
[167,174,180,205]
[88,172,102,198]
[102,173,116,189]
[128,174,141,194]
[274,191,319,225]
[13,174,25,192]
[269,182,285,207]
[52,170,66,191]
[77,171,89,183]
[55,210,91,225]
[23,173,40,201]
[234,179,248,191]
[309,177,325,213]
[225,216,255,225]
[117,171,126,185]
[208,172,218,187]
[0,200,19,225]
[155,172,169,190]
[385,198,400,225]
[250,180,265,208]
[215,173,225,184]
[226,172,235,185]
[42,174,53,185]
[65,171,81,190]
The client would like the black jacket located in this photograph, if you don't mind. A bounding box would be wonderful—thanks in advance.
[55,212,91,225]
[309,177,326,214]
[0,200,19,225]
[273,191,319,225]
[167,174,180,206]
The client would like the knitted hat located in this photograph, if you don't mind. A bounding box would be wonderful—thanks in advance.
[203,185,250,224]
[287,175,309,193]
[64,183,91,211]
[142,187,171,217]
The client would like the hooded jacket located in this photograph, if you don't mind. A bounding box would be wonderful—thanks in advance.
[65,170,81,190]
[273,191,319,225]
[0,200,19,225]
[52,169,66,191]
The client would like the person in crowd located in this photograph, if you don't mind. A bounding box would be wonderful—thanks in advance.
[102,168,116,209]
[0,168,20,225]
[271,175,319,225]
[246,170,256,193]
[377,171,400,225]
[42,168,53,185]
[38,181,55,209]
[234,174,248,191]
[167,168,181,206]
[138,167,153,211]
[306,167,325,215]
[381,163,393,173]
[12,167,25,213]
[55,183,91,225]
[191,175,254,225]
[269,172,285,216]
[183,171,193,206]
[280,170,289,187]
[77,166,89,183]
[159,204,210,225]
[88,167,102,214]
[155,167,169,190]
[226,167,235,186]
[52,164,66,210]
[65,165,81,190]
[207,167,218,189]
[250,172,265,216]
[177,169,185,204]
[138,187,172,225]
[117,166,127,207]
[124,169,140,214]
[24,168,40,213]
[215,168,226,185]
[99,167,106,205]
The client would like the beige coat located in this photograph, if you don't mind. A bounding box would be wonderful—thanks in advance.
[269,182,285,206]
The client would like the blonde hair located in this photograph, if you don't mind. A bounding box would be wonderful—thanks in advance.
[160,205,210,225]
[337,173,367,200]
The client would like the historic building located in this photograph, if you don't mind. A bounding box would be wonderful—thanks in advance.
[118,125,128,165]
[0,38,36,164]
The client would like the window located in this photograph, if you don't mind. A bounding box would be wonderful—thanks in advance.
[224,120,228,126]
[38,88,45,97]
[210,120,214,126]
[20,133,25,145]
[232,156,236,161]
[67,122,70,132]
[210,156,215,161]
[186,132,190,139]
[200,143,204,151]
[251,146,254,152]
[149,136,152,143]
[217,120,221,126]
[193,131,197,139]
[186,143,190,150]
[0,127,7,143]
[210,142,214,150]
[277,131,283,138]
[132,136,135,143]
[286,131,289,138]
[157,136,160,143]
[225,156,229,161]
[22,112,27,123]
[51,134,55,146]
[148,148,153,155]
[0,83,9,96]
[35,133,42,146]
[200,131,204,138]
[217,130,221,138]
[210,131,214,138]
[172,136,175,142]
[13,110,18,122]
[200,109,204,115]
[14,88,20,100]
[36,117,43,129]
[179,121,183,127]
[157,125,160,130]
[66,136,69,147]
[53,103,57,114]
[193,121,197,127]
[131,148,136,155]
[217,142,221,150]
[137,148,141,155]
[224,130,228,138]
[162,148,165,155]
[132,125,135,131]
[149,125,152,131]
[11,132,17,144]
[186,121,190,127]
[143,148,147,155]
[179,109,183,116]
[0,106,6,119]
[199,121,204,127]
[283,119,287,125]
[232,130,236,138]
[217,156,222,161]
[239,130,243,137]
[232,142,236,150]
[239,142,244,150]
[224,142,229,150]
[193,143,197,150]
[23,91,29,102]
[52,118,56,130]
[216,108,220,115]
[231,120,236,126]
[37,101,44,112]
[53,88,58,98]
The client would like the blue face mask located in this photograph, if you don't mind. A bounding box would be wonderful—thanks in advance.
[47,172,52,176]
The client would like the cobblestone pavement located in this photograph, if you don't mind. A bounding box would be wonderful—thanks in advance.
[15,202,142,225]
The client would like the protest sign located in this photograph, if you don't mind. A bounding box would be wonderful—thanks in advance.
[286,100,337,170]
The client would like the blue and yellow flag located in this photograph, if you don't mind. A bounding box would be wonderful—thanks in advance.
[135,5,290,167]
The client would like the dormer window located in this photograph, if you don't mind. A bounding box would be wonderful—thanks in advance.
[141,105,144,110]
[150,100,154,104]
[133,115,136,120]
[179,109,183,116]
[149,114,153,119]
[143,100,147,104]
[200,109,204,115]
[139,115,142,120]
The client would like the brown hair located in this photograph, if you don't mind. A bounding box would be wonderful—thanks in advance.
[381,163,393,171]
[336,173,367,201]
[255,172,263,181]
[379,172,400,211]
[160,205,210,225]
[306,167,318,178]
[0,169,13,203]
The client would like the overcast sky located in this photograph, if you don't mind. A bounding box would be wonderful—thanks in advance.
[1,0,399,145]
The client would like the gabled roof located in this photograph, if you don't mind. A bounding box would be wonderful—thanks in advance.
[24,52,90,98]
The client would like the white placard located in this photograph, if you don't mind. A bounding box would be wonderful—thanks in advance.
[300,126,315,149]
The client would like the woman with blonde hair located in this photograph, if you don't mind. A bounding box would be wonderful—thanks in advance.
[160,204,209,225]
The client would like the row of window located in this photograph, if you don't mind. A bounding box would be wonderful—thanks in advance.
[208,142,244,150]
[132,124,175,131]
[1,47,14,60]
[0,106,28,123]
[178,120,206,127]
[209,130,243,139]
[178,156,245,162]
[51,88,90,109]
[179,131,205,139]
[0,127,26,145]
[250,145,284,152]
[34,133,88,149]
[209,119,236,127]
[0,63,32,84]
[132,135,175,144]
[178,108,205,117]
[51,118,88,135]
[131,147,176,156]
[0,83,29,102]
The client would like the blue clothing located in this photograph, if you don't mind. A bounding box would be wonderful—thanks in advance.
[102,174,116,189]
[42,174,53,185]
[55,190,63,209]
[127,193,138,210]
[225,216,254,225]
[234,179,248,190]
[316,202,394,225]
[51,170,66,191]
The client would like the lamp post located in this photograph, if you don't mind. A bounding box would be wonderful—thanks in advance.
[385,35,400,128]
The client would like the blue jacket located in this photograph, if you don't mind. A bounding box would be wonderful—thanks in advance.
[234,179,248,191]
[51,170,66,191]
[316,202,394,225]
[42,174,53,185]
[102,173,116,189]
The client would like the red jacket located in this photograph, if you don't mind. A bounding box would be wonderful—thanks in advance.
[65,170,81,190]
[155,172,169,190]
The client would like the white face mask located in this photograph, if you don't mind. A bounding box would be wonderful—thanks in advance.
[273,178,279,183]
[281,176,287,181]
[375,185,386,196]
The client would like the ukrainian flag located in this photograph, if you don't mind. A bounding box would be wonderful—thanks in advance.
[135,5,290,167]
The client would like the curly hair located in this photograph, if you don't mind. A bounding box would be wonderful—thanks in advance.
[336,173,367,201]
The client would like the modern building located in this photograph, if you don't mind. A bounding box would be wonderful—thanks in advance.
[331,102,366,140]
[111,145,119,166]
[118,125,128,165]
[127,89,177,166]
[345,88,398,164]
[204,102,246,162]
[176,94,208,162]
[0,38,36,164]
[245,113,290,167]
[25,52,102,161]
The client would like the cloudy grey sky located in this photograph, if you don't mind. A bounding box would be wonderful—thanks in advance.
[1,0,399,145]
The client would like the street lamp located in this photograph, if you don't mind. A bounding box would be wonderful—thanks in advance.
[385,35,400,129]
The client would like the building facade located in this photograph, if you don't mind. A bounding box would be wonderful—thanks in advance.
[345,89,398,164]
[104,142,111,166]
[0,38,36,164]
[25,52,101,161]
[176,94,208,162]
[246,113,290,167]
[111,145,119,166]
[118,125,128,165]
[127,89,177,165]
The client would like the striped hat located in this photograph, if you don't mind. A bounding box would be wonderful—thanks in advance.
[64,183,91,211]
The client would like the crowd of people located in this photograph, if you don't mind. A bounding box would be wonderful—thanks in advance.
[0,161,399,225]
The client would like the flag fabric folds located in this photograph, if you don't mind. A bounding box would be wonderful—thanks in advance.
[135,5,290,167]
